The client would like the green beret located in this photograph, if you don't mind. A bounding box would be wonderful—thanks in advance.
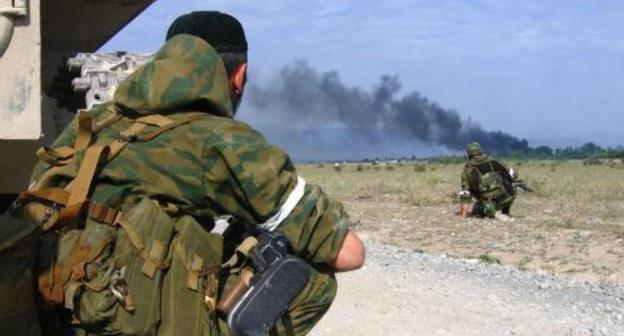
[466,142,483,157]
[166,11,248,53]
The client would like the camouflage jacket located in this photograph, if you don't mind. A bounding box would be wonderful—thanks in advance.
[30,34,349,265]
[460,154,512,199]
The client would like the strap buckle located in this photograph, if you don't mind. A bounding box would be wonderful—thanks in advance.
[42,203,60,222]
[117,132,137,143]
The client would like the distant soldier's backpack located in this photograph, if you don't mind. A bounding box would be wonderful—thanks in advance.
[469,161,514,200]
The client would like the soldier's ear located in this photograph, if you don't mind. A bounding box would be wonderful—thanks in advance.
[230,63,248,95]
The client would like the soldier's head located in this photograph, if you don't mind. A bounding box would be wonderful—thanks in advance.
[466,142,483,158]
[166,11,248,113]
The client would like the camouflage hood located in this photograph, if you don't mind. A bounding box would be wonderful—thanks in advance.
[114,34,233,117]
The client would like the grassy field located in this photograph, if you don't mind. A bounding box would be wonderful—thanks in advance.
[298,160,624,286]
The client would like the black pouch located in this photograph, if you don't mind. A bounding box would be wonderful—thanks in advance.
[227,256,310,336]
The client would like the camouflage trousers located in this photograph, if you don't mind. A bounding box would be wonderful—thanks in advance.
[472,195,515,218]
[215,266,337,336]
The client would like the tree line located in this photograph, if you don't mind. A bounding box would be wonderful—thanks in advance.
[427,142,624,164]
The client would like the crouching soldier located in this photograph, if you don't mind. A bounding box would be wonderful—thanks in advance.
[1,11,364,336]
[458,142,516,221]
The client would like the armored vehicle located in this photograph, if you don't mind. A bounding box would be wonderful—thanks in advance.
[0,0,156,203]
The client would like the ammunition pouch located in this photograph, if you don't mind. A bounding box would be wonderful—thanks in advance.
[44,197,223,336]
[64,198,175,334]
[159,214,223,335]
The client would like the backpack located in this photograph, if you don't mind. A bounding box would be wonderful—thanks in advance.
[469,161,514,201]
[1,108,228,335]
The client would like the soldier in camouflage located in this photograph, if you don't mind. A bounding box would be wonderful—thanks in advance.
[458,142,516,221]
[20,11,364,336]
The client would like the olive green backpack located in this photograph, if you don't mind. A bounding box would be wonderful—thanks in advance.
[1,110,228,336]
[470,161,512,201]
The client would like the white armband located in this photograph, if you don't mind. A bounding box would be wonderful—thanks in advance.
[258,176,306,232]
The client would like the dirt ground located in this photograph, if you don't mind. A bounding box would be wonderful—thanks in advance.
[298,160,624,286]
[310,240,624,336]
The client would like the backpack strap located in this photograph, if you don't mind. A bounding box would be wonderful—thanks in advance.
[53,145,111,229]
[35,107,121,167]
[25,112,203,231]
[28,110,97,189]
[19,188,70,206]
[36,146,76,166]
[138,114,204,141]
[471,162,494,176]
[106,121,150,161]
[468,161,496,197]
[173,240,205,291]
[74,110,94,151]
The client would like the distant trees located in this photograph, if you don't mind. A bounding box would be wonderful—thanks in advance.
[501,142,624,160]
[343,142,624,165]
[426,142,624,163]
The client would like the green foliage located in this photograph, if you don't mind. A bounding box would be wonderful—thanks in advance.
[413,164,426,173]
[423,142,624,163]
[478,253,501,265]
[431,156,464,164]
[426,175,444,186]
[502,142,624,161]
[583,158,603,165]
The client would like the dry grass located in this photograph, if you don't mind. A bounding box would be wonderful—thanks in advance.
[298,160,624,285]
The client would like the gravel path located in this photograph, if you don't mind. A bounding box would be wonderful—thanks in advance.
[311,240,624,336]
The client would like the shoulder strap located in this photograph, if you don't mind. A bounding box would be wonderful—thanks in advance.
[138,114,203,141]
[35,108,111,167]
[25,112,204,231]
[472,162,494,176]
[52,145,110,229]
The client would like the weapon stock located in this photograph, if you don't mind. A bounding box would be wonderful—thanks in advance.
[217,230,311,336]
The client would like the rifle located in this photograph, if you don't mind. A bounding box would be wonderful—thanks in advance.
[508,167,534,193]
[217,230,310,336]
[513,179,534,192]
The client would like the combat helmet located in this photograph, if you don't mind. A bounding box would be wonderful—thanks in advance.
[466,142,483,158]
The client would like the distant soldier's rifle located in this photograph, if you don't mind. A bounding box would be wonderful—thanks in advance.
[513,179,534,192]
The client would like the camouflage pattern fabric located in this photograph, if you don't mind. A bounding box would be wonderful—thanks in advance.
[460,154,516,218]
[28,34,349,335]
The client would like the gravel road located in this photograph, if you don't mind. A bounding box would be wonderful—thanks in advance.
[311,240,624,336]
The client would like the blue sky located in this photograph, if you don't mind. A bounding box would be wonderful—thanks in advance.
[103,0,624,147]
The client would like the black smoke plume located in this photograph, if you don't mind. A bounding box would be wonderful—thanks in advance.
[245,60,529,160]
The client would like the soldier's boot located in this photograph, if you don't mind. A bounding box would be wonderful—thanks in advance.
[494,211,513,222]
[272,266,337,336]
[500,200,514,218]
